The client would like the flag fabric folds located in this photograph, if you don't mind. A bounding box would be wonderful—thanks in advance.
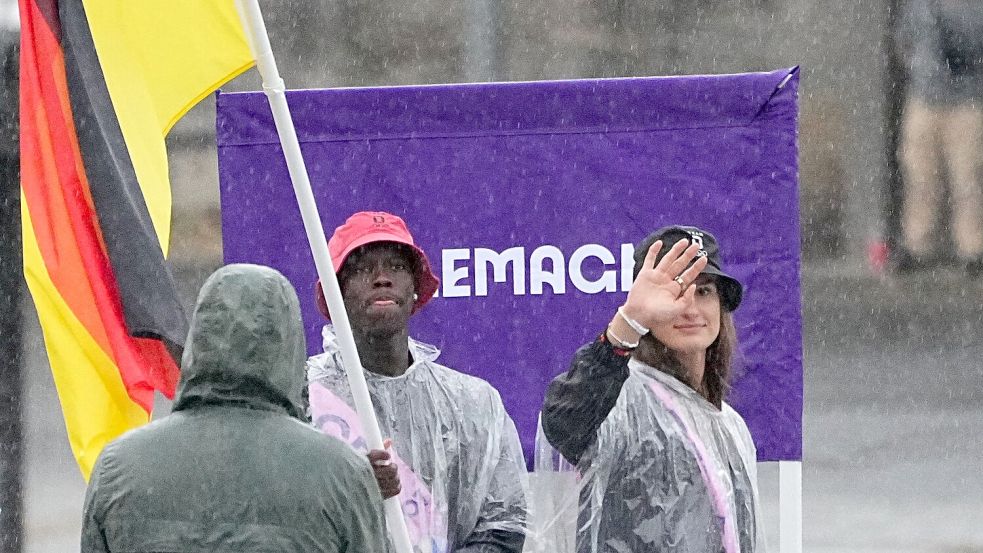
[19,0,254,478]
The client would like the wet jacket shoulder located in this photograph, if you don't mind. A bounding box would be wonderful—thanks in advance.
[541,333,631,465]
[81,410,388,552]
[81,265,390,553]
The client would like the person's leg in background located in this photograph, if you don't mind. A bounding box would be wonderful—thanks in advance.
[940,101,983,276]
[898,97,944,270]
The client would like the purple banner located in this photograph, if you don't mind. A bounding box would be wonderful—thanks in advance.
[216,68,802,462]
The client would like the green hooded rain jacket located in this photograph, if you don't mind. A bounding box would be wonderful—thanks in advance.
[81,264,391,552]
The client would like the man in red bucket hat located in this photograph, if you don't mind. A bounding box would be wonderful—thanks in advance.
[308,211,527,553]
[313,211,439,321]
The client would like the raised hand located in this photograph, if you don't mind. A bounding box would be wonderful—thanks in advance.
[367,438,401,499]
[621,238,709,331]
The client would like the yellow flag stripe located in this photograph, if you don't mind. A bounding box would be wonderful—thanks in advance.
[23,199,150,480]
[81,0,254,254]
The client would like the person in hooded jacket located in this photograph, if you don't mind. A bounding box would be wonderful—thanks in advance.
[541,226,766,553]
[81,264,390,553]
[308,211,528,553]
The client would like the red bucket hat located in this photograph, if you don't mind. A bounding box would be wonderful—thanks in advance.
[315,211,440,319]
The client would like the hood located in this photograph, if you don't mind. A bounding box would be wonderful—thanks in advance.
[173,264,307,419]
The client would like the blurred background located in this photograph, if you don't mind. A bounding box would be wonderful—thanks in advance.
[2,0,982,551]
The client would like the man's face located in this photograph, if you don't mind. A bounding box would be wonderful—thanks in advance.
[339,242,417,336]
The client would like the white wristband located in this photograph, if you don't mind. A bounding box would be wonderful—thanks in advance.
[606,325,639,349]
[617,306,649,336]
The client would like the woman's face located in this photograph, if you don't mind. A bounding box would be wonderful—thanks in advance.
[650,274,722,355]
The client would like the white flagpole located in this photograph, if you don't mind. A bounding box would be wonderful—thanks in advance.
[233,3,414,552]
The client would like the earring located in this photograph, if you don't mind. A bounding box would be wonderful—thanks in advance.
[413,293,419,302]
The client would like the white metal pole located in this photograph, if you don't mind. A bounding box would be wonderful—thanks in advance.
[234,3,414,552]
[778,460,802,553]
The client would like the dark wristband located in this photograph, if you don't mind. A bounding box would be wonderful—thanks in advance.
[598,330,634,357]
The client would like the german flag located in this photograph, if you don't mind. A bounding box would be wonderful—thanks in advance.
[19,0,254,479]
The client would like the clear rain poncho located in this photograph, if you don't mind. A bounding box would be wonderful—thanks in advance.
[539,339,766,553]
[307,325,529,553]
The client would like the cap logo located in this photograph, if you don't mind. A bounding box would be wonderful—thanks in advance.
[373,215,385,224]
[687,231,708,257]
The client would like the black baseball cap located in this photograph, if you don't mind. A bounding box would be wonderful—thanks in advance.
[632,225,743,312]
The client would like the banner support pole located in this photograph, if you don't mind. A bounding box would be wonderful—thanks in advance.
[778,460,802,553]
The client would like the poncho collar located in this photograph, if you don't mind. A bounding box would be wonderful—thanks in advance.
[310,323,441,381]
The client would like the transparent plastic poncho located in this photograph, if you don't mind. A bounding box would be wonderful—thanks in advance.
[534,358,766,553]
[307,325,528,553]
